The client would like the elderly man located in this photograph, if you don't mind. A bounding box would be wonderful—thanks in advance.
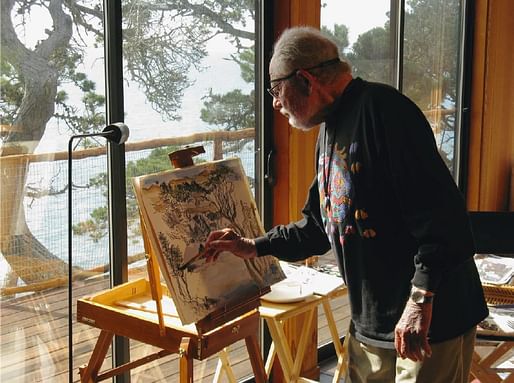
[206,26,487,383]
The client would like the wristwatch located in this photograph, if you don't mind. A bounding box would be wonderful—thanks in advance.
[410,287,434,304]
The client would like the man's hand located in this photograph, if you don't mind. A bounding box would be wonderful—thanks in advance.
[394,298,433,362]
[204,228,257,262]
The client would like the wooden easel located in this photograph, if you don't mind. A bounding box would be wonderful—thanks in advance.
[77,146,268,382]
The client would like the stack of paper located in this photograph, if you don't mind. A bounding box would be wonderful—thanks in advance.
[474,254,514,285]
[478,306,514,336]
[280,261,344,296]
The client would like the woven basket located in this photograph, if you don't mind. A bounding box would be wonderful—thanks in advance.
[482,283,514,305]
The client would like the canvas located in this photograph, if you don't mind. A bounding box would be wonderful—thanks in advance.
[133,158,285,325]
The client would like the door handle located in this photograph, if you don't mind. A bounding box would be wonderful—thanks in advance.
[265,149,275,186]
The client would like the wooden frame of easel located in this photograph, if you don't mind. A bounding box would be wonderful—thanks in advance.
[77,146,268,382]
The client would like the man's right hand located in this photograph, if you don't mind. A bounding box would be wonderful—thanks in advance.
[204,228,257,262]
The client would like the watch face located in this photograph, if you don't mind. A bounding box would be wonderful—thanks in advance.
[411,290,424,303]
[410,289,433,304]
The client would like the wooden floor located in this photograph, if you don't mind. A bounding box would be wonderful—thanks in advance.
[1,270,350,382]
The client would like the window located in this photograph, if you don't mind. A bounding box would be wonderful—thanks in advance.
[120,2,260,380]
[1,1,110,381]
[321,0,466,176]
[317,0,468,349]
[1,0,261,381]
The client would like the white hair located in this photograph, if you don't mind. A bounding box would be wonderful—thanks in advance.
[272,26,351,82]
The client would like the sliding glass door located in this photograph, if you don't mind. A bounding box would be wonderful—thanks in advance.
[119,1,261,380]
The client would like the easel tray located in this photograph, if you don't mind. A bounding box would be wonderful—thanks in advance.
[77,278,260,360]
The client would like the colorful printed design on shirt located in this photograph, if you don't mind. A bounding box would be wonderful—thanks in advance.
[319,140,377,242]
[318,143,352,237]
[354,208,377,238]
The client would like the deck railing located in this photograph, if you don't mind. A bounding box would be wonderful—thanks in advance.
[0,128,255,296]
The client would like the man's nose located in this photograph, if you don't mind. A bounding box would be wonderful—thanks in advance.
[272,97,281,110]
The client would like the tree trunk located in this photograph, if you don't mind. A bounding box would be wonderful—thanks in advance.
[1,0,73,286]
[0,155,68,285]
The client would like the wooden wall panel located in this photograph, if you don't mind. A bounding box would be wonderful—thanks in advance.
[269,3,321,383]
[272,1,321,226]
[468,0,514,211]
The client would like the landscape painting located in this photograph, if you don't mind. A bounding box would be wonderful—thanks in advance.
[133,158,285,325]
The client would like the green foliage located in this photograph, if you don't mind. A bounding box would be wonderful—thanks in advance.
[200,89,255,131]
[76,144,209,241]
[235,48,255,83]
[72,206,108,242]
[321,24,350,55]
[54,87,106,146]
[200,47,255,131]
[346,27,393,84]
[121,0,255,120]
[323,0,460,169]
[403,0,460,108]
[49,45,107,139]
[0,60,23,125]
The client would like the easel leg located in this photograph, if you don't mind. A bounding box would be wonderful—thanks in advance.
[179,337,193,383]
[79,330,114,383]
[245,334,268,383]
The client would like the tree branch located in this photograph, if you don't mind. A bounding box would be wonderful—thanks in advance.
[139,0,254,41]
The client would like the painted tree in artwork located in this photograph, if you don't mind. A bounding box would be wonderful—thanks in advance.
[158,232,211,313]
[158,181,203,245]
[151,163,258,317]
[156,164,247,246]
[210,181,238,227]
[201,164,246,234]
[158,179,217,245]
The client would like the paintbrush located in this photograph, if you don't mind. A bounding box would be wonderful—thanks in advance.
[177,232,230,271]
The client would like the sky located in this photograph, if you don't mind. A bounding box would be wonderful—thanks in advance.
[321,0,390,43]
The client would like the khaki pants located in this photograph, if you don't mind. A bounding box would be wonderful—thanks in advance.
[346,327,476,383]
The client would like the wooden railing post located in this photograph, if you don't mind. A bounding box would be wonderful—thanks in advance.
[213,137,223,160]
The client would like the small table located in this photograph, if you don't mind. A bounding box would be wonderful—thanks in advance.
[259,284,348,383]
[471,283,514,383]
[318,286,349,383]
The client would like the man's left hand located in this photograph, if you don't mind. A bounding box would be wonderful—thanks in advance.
[394,299,433,361]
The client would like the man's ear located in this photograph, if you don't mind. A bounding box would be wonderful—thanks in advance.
[296,69,316,93]
[296,70,309,85]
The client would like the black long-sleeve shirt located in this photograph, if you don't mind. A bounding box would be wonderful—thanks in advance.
[255,78,488,348]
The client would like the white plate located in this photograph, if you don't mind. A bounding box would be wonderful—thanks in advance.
[261,281,314,303]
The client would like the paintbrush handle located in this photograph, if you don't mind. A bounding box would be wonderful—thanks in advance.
[178,231,232,270]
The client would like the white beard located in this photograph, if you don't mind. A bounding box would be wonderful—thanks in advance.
[281,108,315,132]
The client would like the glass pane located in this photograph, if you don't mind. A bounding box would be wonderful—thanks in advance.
[1,1,109,382]
[321,0,394,86]
[121,1,258,380]
[402,0,463,175]
[319,0,392,348]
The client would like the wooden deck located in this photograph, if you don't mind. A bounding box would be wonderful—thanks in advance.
[1,270,350,382]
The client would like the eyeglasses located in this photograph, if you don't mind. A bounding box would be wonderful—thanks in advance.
[266,58,340,98]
